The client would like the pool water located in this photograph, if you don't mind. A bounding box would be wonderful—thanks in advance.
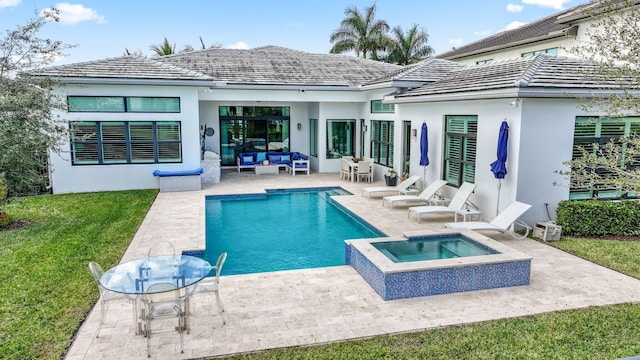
[200,187,384,275]
[372,234,497,263]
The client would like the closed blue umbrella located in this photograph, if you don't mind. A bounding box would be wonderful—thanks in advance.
[490,121,509,215]
[419,123,429,185]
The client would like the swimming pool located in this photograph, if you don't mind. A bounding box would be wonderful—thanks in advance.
[197,187,384,275]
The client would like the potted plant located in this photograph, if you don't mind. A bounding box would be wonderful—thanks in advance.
[384,169,398,186]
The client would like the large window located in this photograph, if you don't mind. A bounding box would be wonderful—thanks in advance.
[70,121,182,165]
[370,120,394,167]
[370,100,395,113]
[68,96,180,113]
[444,115,477,186]
[570,117,640,199]
[326,120,355,159]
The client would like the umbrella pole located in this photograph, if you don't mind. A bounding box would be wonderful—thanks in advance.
[496,179,502,216]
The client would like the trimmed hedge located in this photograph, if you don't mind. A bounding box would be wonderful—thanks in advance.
[556,199,640,236]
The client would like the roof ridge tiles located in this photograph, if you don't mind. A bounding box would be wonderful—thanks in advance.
[517,55,548,87]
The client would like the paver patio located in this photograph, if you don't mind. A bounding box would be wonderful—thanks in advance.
[65,171,640,360]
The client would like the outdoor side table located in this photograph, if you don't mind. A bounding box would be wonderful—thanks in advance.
[454,208,482,222]
[400,188,419,196]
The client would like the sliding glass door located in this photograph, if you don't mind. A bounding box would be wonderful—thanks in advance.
[219,106,290,165]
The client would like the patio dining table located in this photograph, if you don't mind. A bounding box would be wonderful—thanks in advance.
[100,255,211,334]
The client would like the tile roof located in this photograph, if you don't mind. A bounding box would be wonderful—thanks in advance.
[35,46,402,87]
[33,56,213,81]
[436,2,590,60]
[364,58,466,86]
[394,55,628,100]
[156,46,401,86]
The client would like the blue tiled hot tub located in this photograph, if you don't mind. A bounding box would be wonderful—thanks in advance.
[345,229,532,301]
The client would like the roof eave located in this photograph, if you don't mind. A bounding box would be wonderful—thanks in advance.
[209,83,361,91]
[386,87,640,103]
[44,76,214,87]
[440,27,578,61]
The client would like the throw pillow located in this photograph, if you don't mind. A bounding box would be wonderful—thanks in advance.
[268,155,280,162]
[256,152,267,162]
[243,156,253,163]
[281,155,291,162]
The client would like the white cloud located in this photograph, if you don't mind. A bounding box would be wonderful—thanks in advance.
[448,38,463,48]
[474,29,492,37]
[522,0,570,10]
[504,21,527,31]
[226,41,250,50]
[506,3,524,12]
[0,0,20,9]
[43,3,107,25]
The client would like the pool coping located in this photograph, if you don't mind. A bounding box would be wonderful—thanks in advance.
[346,229,532,274]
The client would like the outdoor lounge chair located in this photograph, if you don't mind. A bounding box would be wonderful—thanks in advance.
[361,175,422,198]
[444,201,532,239]
[407,182,476,223]
[381,180,447,208]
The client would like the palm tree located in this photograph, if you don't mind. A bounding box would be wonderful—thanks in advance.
[385,25,434,65]
[149,37,175,56]
[329,3,390,59]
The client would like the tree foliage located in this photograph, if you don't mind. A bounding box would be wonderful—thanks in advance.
[570,0,640,116]
[560,0,640,196]
[149,37,176,56]
[384,25,434,65]
[329,3,390,59]
[0,10,71,196]
[329,4,433,64]
[148,36,221,57]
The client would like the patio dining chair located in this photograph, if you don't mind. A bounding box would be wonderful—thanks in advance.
[88,262,138,338]
[340,158,351,181]
[191,252,227,324]
[141,282,188,357]
[356,160,372,183]
[147,240,176,257]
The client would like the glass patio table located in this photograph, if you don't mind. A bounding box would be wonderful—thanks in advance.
[100,255,212,295]
[100,255,211,335]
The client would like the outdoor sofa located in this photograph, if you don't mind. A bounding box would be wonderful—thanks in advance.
[237,151,309,175]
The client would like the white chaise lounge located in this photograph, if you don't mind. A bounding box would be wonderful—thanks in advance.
[361,175,422,198]
[444,201,533,239]
[381,180,447,208]
[407,182,477,223]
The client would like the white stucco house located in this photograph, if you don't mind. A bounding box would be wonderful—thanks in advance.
[33,1,639,228]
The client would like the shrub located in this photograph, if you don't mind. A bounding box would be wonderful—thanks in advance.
[556,199,640,236]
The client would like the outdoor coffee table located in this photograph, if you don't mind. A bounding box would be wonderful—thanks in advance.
[254,164,280,175]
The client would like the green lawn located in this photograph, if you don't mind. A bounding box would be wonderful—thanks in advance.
[0,190,157,360]
[2,191,640,359]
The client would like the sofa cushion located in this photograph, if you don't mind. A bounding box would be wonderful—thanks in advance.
[256,152,267,162]
[242,156,253,164]
[268,154,280,162]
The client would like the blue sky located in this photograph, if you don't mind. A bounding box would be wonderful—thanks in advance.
[0,0,590,65]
